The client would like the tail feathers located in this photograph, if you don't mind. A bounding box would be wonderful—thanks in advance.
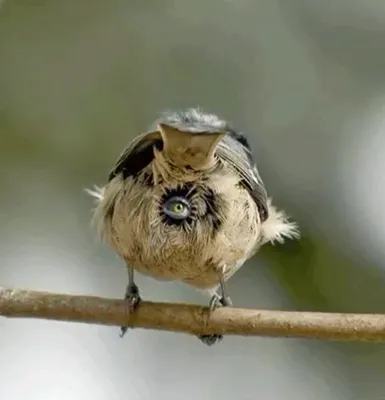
[85,185,104,202]
[85,183,119,245]
[261,199,299,245]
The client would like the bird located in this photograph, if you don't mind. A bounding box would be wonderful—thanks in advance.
[88,107,299,345]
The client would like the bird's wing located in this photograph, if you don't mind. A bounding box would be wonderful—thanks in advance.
[216,136,269,222]
[108,131,162,182]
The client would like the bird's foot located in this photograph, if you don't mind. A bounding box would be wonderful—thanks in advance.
[199,293,232,346]
[199,333,223,346]
[209,292,233,310]
[120,283,141,338]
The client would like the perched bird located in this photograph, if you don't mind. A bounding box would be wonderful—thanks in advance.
[88,108,299,345]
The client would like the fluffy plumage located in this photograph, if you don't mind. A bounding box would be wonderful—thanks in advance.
[89,108,299,343]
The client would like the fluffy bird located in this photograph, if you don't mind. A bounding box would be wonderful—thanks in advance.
[89,108,299,345]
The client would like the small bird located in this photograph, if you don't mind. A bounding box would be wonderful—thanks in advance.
[88,108,299,345]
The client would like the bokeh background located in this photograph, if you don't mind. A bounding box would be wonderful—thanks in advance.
[1,1,385,399]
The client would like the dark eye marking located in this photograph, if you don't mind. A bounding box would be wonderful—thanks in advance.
[158,184,224,235]
[159,184,197,227]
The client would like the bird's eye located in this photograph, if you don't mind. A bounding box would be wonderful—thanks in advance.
[163,196,191,220]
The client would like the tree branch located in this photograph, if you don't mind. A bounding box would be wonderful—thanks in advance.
[1,286,385,342]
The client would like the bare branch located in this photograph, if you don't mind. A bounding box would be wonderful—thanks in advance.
[1,286,385,341]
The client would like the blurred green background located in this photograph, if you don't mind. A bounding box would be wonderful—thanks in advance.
[1,1,385,399]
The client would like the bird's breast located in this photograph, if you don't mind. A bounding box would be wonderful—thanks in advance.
[108,168,262,289]
[124,252,245,289]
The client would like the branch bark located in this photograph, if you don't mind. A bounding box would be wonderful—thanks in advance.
[1,286,385,342]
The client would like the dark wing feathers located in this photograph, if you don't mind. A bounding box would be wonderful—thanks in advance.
[217,134,269,222]
[108,131,162,182]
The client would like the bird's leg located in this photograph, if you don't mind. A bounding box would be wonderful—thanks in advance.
[199,266,232,346]
[215,269,233,308]
[120,265,142,338]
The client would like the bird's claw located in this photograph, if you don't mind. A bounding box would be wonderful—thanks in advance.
[120,283,141,338]
[199,333,223,346]
[209,292,232,311]
[198,293,232,346]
